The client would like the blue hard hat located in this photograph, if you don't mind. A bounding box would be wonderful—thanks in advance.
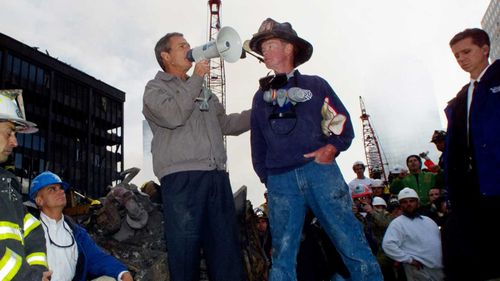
[29,171,69,202]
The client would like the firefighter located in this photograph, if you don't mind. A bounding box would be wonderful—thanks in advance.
[0,90,50,280]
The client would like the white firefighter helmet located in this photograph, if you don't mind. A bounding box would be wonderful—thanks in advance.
[0,89,38,133]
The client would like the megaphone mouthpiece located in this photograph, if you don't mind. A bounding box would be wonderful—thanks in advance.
[242,40,264,63]
[187,50,195,62]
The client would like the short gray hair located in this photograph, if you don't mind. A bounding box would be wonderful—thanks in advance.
[154,32,183,71]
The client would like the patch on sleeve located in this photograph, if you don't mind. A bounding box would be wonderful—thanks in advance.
[321,97,347,136]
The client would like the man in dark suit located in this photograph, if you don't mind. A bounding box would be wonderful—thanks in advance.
[442,28,500,281]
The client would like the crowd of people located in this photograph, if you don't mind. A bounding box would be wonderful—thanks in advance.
[253,151,448,281]
[1,16,498,281]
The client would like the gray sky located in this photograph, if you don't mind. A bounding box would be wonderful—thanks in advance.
[0,0,491,206]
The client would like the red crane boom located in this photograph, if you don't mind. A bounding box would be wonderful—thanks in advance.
[359,96,387,180]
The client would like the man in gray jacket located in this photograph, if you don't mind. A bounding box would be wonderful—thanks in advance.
[142,32,250,281]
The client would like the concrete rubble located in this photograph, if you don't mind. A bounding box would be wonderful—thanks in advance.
[75,169,265,281]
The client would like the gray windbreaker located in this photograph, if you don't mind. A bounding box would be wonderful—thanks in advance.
[143,71,251,180]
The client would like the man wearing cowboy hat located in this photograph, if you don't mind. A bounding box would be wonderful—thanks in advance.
[249,18,382,281]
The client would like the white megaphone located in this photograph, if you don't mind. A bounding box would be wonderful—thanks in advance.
[187,26,242,63]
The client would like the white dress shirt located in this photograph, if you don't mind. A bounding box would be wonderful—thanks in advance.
[40,212,78,281]
[467,64,490,132]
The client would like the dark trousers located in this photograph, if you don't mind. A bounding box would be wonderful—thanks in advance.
[443,170,500,281]
[161,170,244,281]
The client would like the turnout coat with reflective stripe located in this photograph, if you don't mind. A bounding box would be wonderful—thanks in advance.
[0,168,48,280]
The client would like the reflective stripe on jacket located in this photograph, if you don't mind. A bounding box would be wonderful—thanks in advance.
[1,168,48,280]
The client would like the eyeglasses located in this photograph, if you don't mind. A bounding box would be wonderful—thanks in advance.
[259,73,288,91]
[41,219,75,248]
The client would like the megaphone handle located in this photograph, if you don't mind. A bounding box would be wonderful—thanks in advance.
[197,80,210,111]
[192,60,210,78]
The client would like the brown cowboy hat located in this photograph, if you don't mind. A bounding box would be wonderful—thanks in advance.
[249,18,313,67]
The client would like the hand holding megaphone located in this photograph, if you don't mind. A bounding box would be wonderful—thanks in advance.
[186,26,243,63]
[193,60,210,77]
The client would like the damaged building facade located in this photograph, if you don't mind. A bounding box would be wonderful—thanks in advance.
[0,32,125,198]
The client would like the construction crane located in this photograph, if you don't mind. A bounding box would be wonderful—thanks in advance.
[207,0,227,153]
[359,96,387,180]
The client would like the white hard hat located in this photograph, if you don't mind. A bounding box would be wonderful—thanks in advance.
[0,90,37,133]
[372,196,387,207]
[398,187,419,201]
[353,160,365,167]
[390,165,403,174]
[371,179,384,187]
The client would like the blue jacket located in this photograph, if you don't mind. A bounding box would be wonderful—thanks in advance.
[65,217,127,281]
[251,70,354,183]
[443,59,500,199]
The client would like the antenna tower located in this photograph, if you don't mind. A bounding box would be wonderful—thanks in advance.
[207,0,227,152]
[207,0,226,107]
[359,96,387,180]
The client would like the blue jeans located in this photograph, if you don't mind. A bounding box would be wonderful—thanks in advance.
[267,161,383,281]
[161,170,244,281]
